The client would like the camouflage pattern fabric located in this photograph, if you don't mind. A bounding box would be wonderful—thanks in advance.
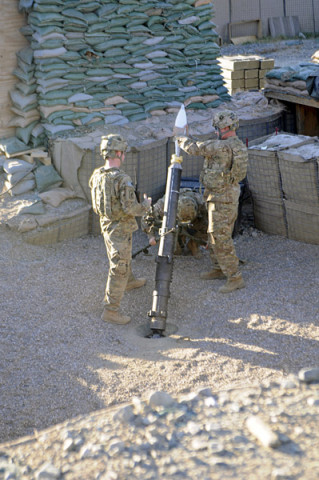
[89,166,150,311]
[178,135,248,277]
[141,189,208,256]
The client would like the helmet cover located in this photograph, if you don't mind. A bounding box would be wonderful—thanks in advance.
[177,195,198,223]
[100,134,127,157]
[212,110,239,131]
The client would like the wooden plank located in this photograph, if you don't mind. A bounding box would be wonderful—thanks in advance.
[228,19,262,43]
[231,35,257,45]
[295,104,319,136]
[4,146,46,159]
[264,89,319,108]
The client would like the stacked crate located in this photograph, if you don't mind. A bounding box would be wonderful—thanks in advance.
[218,55,275,95]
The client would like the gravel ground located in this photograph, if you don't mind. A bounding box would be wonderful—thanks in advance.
[1,370,319,480]
[220,37,319,67]
[1,37,319,479]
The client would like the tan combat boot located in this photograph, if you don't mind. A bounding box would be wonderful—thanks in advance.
[126,277,146,291]
[219,275,245,294]
[101,308,131,325]
[200,268,225,280]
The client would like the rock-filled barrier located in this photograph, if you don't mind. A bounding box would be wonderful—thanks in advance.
[11,0,229,148]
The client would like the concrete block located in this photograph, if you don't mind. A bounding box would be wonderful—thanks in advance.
[245,69,259,79]
[245,78,259,89]
[221,68,244,80]
[224,78,245,89]
[260,58,275,69]
[218,55,260,71]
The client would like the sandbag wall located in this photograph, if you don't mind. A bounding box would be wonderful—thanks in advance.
[265,64,319,99]
[11,0,228,147]
[247,133,319,244]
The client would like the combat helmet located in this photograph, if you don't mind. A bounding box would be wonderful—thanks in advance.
[100,134,127,158]
[212,110,239,131]
[177,194,198,223]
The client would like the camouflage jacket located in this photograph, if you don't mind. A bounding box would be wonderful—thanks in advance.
[141,190,207,238]
[178,136,248,202]
[89,166,149,234]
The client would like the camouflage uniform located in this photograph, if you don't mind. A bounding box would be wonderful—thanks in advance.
[89,137,150,312]
[141,189,207,257]
[178,112,248,281]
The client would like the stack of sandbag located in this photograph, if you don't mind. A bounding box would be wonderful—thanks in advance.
[3,158,36,196]
[16,0,228,139]
[0,135,63,196]
[9,47,45,148]
[264,64,319,99]
[2,158,64,197]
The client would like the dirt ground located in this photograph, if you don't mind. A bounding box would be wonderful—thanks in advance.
[0,36,319,479]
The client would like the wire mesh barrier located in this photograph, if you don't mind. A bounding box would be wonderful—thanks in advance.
[237,112,284,144]
[21,205,91,246]
[284,201,319,244]
[47,112,285,240]
[247,133,319,244]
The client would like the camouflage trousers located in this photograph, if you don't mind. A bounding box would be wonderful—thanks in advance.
[102,230,134,311]
[207,200,240,279]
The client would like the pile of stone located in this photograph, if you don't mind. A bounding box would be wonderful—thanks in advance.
[12,0,228,144]
[218,55,274,95]
[1,367,319,479]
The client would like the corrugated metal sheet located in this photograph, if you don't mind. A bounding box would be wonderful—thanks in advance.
[286,0,317,34]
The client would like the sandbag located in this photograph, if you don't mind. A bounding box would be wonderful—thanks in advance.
[5,178,36,196]
[34,164,63,192]
[3,158,34,175]
[18,200,46,215]
[39,187,77,207]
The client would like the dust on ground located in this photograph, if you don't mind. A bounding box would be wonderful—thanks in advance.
[0,36,319,480]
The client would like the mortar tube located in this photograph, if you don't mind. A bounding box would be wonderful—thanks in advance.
[148,154,183,333]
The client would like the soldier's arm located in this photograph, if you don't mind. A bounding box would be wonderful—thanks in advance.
[229,145,248,184]
[119,176,151,217]
[178,136,218,157]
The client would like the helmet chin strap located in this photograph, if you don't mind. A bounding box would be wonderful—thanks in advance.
[221,127,236,140]
[104,151,124,168]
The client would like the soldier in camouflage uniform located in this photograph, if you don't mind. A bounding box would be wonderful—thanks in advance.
[89,134,152,324]
[141,189,207,258]
[177,111,248,293]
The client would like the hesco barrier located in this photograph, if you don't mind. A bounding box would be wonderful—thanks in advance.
[77,138,169,236]
[284,201,319,244]
[51,111,285,237]
[247,133,319,244]
[21,205,91,246]
[238,112,283,144]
